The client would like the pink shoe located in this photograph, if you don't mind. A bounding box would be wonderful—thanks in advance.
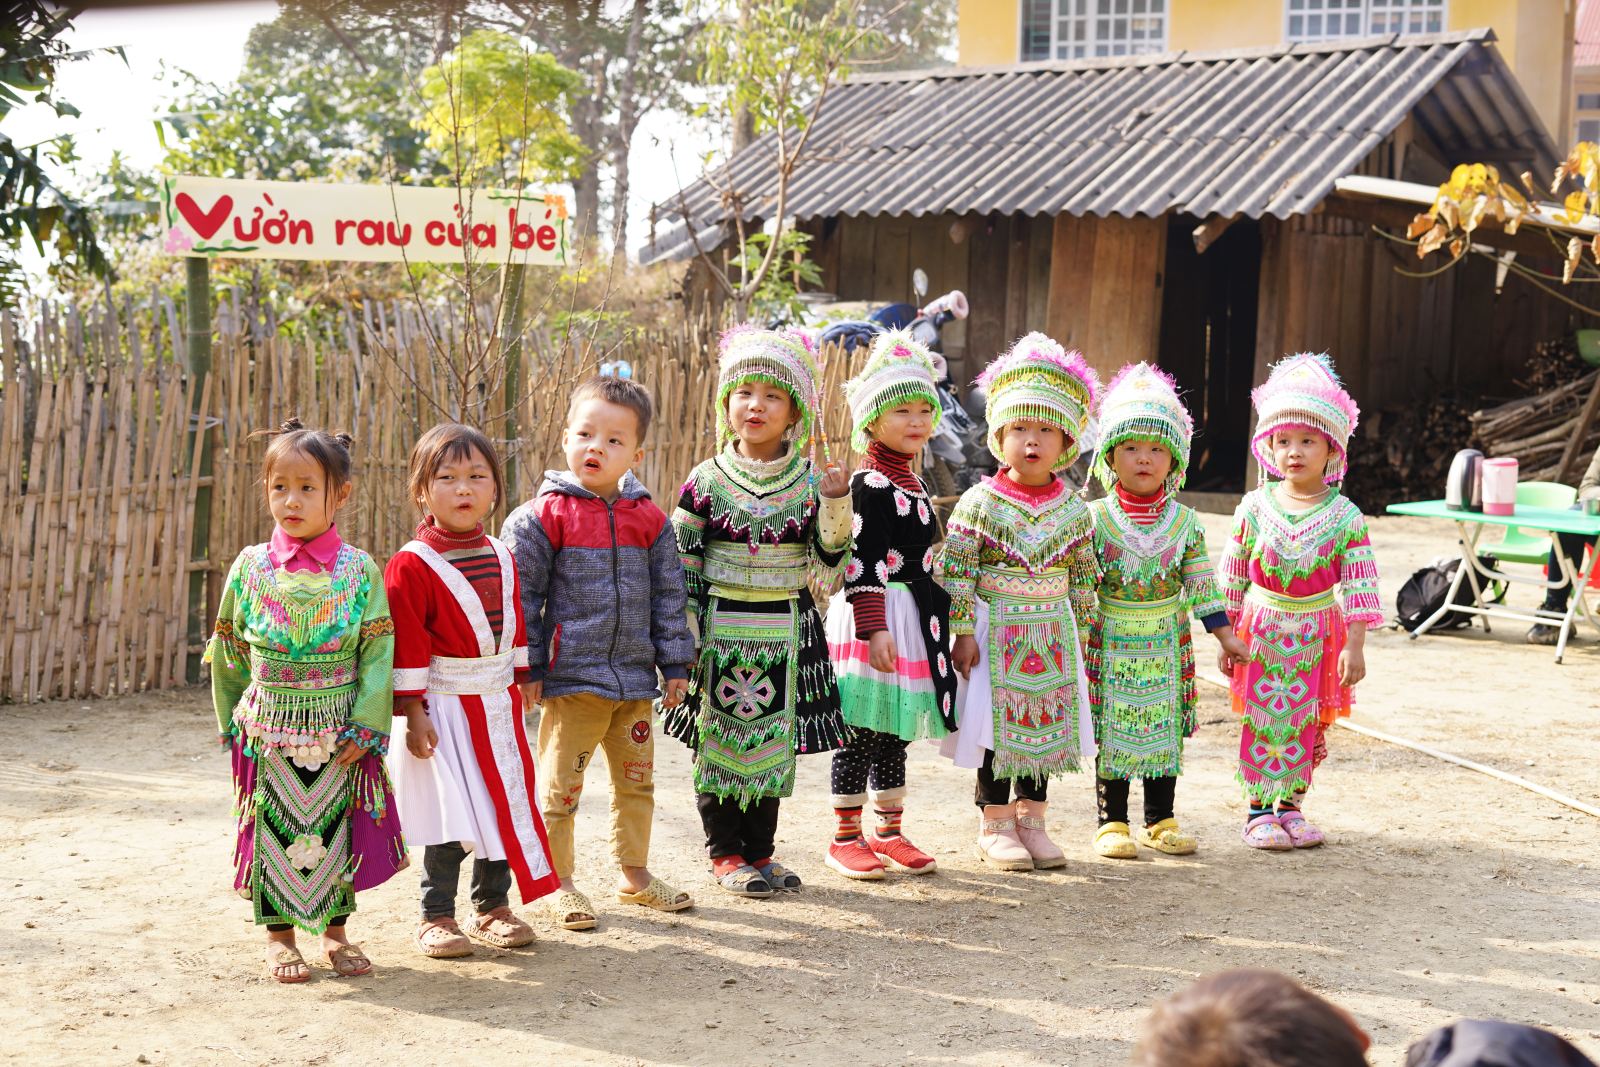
[1013,799,1067,869]
[1276,810,1325,848]
[866,833,937,874]
[825,838,886,880]
[1242,813,1293,851]
[977,804,1035,871]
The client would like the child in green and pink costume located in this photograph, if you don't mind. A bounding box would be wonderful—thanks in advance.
[207,419,404,982]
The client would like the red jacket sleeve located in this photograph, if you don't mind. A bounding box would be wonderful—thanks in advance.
[385,551,434,702]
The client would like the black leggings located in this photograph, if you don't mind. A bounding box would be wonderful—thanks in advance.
[973,749,1048,807]
[830,728,909,797]
[1096,776,1177,826]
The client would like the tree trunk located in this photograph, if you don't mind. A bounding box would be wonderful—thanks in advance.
[608,0,649,258]
[732,0,755,153]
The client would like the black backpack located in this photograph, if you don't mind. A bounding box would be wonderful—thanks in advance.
[1395,554,1507,632]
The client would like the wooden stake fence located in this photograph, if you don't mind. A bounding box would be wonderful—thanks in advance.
[0,297,869,704]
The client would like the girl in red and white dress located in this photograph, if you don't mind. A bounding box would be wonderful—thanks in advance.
[386,423,560,958]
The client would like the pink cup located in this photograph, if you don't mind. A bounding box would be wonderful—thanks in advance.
[1482,457,1518,516]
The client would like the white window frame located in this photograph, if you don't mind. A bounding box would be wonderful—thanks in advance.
[1285,0,1447,44]
[1022,0,1168,62]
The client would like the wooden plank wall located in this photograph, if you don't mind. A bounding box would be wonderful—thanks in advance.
[1255,216,1574,413]
[806,213,1057,383]
[1044,213,1168,382]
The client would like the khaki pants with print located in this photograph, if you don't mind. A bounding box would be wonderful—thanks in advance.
[537,692,656,879]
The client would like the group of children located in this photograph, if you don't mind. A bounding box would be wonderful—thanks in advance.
[208,324,1381,982]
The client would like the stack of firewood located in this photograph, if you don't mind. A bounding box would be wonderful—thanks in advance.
[1469,360,1600,483]
[1344,393,1474,511]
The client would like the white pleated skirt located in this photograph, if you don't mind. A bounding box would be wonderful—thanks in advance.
[388,692,507,859]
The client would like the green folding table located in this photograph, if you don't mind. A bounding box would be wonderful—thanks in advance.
[1385,499,1600,663]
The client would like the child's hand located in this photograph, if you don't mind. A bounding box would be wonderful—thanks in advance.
[868,631,897,673]
[406,712,438,759]
[1338,645,1366,687]
[952,634,979,678]
[818,460,850,498]
[1216,631,1248,671]
[334,739,364,767]
[662,676,689,708]
[520,681,543,708]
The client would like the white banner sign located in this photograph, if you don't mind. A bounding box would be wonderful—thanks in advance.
[158,176,568,266]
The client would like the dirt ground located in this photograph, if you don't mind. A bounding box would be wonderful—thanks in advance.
[3,513,1598,1066]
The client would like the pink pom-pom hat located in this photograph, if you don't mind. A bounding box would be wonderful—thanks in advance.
[976,332,1102,470]
[1250,352,1360,484]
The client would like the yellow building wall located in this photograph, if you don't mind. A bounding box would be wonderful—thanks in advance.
[958,0,1018,65]
[957,0,1573,137]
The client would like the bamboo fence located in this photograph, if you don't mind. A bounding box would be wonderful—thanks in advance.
[0,296,866,703]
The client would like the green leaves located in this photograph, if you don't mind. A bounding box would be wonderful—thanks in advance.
[415,30,584,188]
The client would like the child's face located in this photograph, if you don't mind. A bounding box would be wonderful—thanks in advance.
[1000,419,1067,485]
[1112,439,1173,495]
[267,449,350,541]
[1270,427,1331,486]
[564,397,644,497]
[726,379,797,454]
[422,445,497,534]
[868,400,935,455]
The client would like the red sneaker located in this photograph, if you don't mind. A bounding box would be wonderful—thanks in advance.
[824,838,886,880]
[866,832,937,874]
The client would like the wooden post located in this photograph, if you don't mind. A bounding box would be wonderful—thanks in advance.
[184,256,213,683]
[497,264,528,507]
[1557,370,1600,485]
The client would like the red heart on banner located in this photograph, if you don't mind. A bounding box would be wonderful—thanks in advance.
[174,193,233,240]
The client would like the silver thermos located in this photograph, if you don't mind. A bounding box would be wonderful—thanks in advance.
[1446,448,1484,512]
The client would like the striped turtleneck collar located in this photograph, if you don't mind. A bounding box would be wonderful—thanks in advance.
[1114,483,1167,526]
[864,440,921,492]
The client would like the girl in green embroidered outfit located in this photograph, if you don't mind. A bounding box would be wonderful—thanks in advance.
[666,326,852,898]
[1086,364,1247,861]
[207,419,404,983]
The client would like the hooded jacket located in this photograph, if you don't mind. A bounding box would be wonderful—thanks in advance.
[502,470,694,701]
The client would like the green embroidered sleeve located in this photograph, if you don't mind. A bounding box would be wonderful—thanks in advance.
[1220,497,1256,623]
[1181,519,1226,619]
[942,491,983,636]
[340,557,395,755]
[1067,528,1098,637]
[673,472,710,610]
[204,553,251,743]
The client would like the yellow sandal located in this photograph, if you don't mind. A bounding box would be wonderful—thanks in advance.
[1137,817,1198,855]
[547,889,599,931]
[1093,821,1138,859]
[617,877,694,912]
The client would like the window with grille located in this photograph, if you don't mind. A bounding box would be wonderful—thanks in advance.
[1020,0,1167,62]
[1285,0,1446,43]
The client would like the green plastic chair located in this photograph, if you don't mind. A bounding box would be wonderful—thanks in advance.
[1488,481,1579,565]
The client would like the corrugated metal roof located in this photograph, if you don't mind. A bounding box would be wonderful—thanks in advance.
[641,30,1557,264]
[1579,0,1600,68]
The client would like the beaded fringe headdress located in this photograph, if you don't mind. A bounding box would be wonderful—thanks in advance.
[977,332,1102,470]
[715,325,821,449]
[843,328,942,453]
[1250,352,1360,484]
[1094,362,1195,492]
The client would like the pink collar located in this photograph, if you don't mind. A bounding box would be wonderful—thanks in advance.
[268,524,343,573]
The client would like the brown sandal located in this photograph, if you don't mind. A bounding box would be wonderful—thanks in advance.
[325,943,372,977]
[463,907,537,948]
[415,918,474,959]
[266,943,310,983]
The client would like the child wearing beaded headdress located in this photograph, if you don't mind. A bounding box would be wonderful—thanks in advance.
[822,329,957,880]
[206,418,404,983]
[666,326,853,897]
[940,333,1101,871]
[1086,364,1248,860]
[1220,353,1382,851]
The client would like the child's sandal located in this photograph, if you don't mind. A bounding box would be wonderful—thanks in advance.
[617,877,695,912]
[754,860,802,892]
[711,863,775,898]
[547,889,600,931]
[464,907,537,947]
[1137,817,1198,855]
[1093,821,1138,859]
[325,943,372,977]
[266,944,310,983]
[1241,813,1293,851]
[416,918,474,958]
[1276,811,1325,848]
